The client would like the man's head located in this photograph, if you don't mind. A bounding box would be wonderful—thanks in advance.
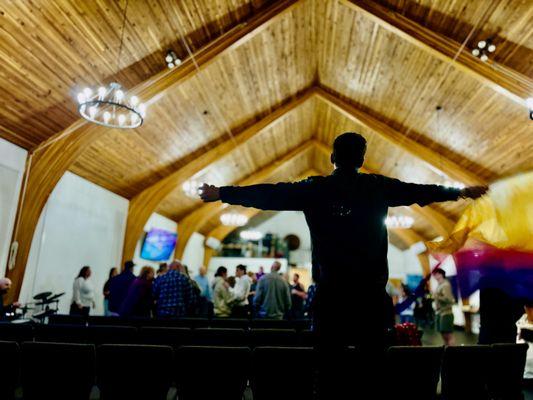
[292,273,300,284]
[432,268,446,283]
[236,264,247,278]
[168,260,182,271]
[271,261,282,272]
[331,132,367,169]
[0,278,12,294]
[124,260,135,271]
[199,266,207,276]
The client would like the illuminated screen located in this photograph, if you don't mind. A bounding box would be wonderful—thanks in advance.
[140,228,177,261]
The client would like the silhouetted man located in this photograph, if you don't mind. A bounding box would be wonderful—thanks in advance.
[200,132,487,394]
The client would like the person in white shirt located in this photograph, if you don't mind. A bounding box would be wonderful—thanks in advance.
[70,266,95,317]
[517,301,533,384]
[232,264,252,318]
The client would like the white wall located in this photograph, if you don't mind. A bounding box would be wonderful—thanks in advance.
[132,212,178,270]
[0,138,27,276]
[19,172,129,315]
[182,232,205,278]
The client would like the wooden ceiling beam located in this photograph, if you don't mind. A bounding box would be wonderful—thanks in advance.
[174,140,315,260]
[340,0,533,106]
[313,86,486,186]
[313,140,455,238]
[4,0,303,302]
[121,87,314,264]
[202,169,317,266]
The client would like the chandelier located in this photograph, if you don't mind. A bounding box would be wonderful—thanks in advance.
[240,230,263,241]
[76,1,145,129]
[77,83,145,128]
[220,213,249,227]
[385,215,414,229]
[471,39,496,62]
[182,180,200,198]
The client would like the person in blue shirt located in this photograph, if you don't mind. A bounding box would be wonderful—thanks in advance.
[152,260,197,318]
[194,266,212,301]
[108,260,136,315]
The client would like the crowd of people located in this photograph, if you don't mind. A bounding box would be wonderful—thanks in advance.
[69,259,317,321]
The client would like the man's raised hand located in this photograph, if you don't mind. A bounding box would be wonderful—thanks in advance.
[460,185,489,200]
[199,183,221,202]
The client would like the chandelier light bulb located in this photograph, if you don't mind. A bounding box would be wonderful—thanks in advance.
[138,103,146,117]
[488,44,496,52]
[83,87,93,99]
[129,95,139,106]
[115,89,124,101]
[478,40,486,49]
[98,86,106,98]
[472,49,480,57]
[131,113,139,126]
[77,92,86,104]
[167,62,174,69]
[480,54,489,62]
[526,97,533,109]
[240,230,263,241]
[175,59,182,66]
[89,106,98,118]
[103,111,111,123]
[118,114,126,126]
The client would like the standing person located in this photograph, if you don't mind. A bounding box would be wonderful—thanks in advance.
[156,263,168,278]
[256,266,265,281]
[305,279,317,319]
[516,300,533,386]
[0,278,20,321]
[432,268,456,345]
[253,261,291,320]
[108,260,136,316]
[194,266,213,301]
[232,264,252,318]
[119,266,155,318]
[70,266,95,317]
[213,267,235,317]
[200,131,487,396]
[152,260,197,318]
[103,268,118,316]
[290,273,306,319]
[398,284,415,324]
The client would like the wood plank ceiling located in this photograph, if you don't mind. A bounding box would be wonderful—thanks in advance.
[1,0,532,245]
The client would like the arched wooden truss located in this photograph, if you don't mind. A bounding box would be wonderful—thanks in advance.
[5,0,531,302]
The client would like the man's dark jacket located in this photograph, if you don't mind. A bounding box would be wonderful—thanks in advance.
[108,270,135,312]
[220,169,460,291]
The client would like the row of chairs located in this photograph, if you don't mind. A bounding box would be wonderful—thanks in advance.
[0,341,527,400]
[48,314,312,330]
[0,322,313,348]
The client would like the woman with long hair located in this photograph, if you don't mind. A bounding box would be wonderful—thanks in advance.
[103,267,118,316]
[70,266,95,317]
[119,266,155,318]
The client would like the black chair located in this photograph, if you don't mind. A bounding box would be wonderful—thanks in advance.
[298,329,315,347]
[291,319,312,332]
[97,344,173,400]
[250,328,298,347]
[0,322,34,342]
[0,341,19,400]
[488,343,528,400]
[191,328,247,346]
[138,326,192,347]
[143,317,209,328]
[21,341,95,400]
[386,346,443,400]
[86,325,137,344]
[48,314,86,325]
[251,346,315,400]
[176,346,251,400]
[87,315,131,326]
[251,319,292,330]
[34,323,87,343]
[441,345,491,400]
[209,318,250,330]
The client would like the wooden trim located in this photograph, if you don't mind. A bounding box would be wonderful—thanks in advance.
[4,0,303,302]
[202,169,318,266]
[121,87,314,264]
[314,140,455,238]
[174,140,315,260]
[340,0,533,106]
[314,86,486,186]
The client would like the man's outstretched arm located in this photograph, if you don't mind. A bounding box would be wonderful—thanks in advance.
[382,176,488,207]
[199,179,315,210]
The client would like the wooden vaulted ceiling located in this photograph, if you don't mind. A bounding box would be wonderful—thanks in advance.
[1,0,532,278]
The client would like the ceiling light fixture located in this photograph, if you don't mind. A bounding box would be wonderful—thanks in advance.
[165,50,182,69]
[76,1,146,129]
[472,38,496,62]
[182,180,200,198]
[240,230,263,241]
[385,215,414,229]
[220,213,248,227]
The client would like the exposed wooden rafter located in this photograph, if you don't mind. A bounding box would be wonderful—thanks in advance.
[340,0,533,106]
[121,87,314,264]
[5,0,303,302]
[174,140,315,260]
